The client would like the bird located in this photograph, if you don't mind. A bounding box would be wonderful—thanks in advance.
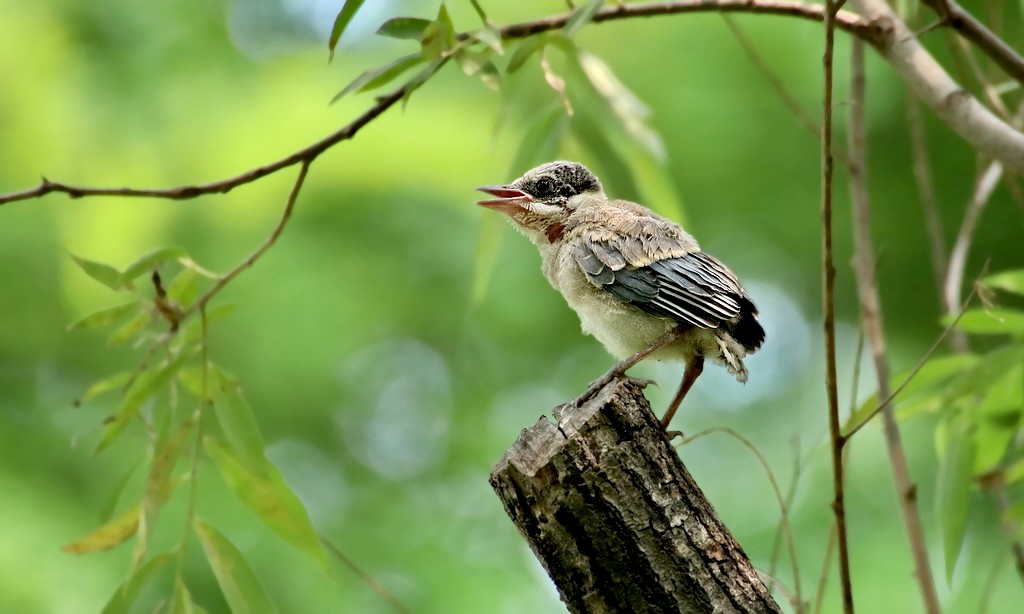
[475,161,764,429]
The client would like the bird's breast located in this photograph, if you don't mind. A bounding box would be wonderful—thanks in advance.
[542,245,678,360]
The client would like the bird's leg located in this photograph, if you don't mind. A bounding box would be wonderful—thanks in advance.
[661,355,704,430]
[573,328,681,406]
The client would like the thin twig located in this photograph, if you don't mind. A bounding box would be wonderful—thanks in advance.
[944,158,1003,352]
[679,427,802,610]
[845,38,940,613]
[322,537,411,614]
[905,98,948,302]
[812,524,838,614]
[821,1,854,610]
[184,161,310,320]
[921,0,1024,86]
[767,436,809,603]
[844,279,980,439]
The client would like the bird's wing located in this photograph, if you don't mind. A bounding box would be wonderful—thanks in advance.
[572,224,746,330]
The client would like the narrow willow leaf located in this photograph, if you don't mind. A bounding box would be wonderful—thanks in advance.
[843,353,978,436]
[1006,457,1024,484]
[328,0,366,62]
[68,302,140,331]
[100,552,175,614]
[331,54,425,104]
[944,345,1024,402]
[507,37,545,72]
[178,303,238,347]
[213,369,268,477]
[107,310,152,346]
[99,462,142,522]
[195,520,278,614]
[575,50,665,160]
[401,58,446,109]
[61,505,140,554]
[984,269,1024,295]
[169,577,194,614]
[937,418,974,583]
[81,371,135,403]
[120,247,187,286]
[473,27,503,55]
[571,111,639,201]
[167,268,201,306]
[509,104,568,176]
[377,17,431,40]
[946,308,1024,335]
[69,252,124,290]
[563,0,604,38]
[471,214,503,304]
[421,3,455,59]
[540,49,572,115]
[96,350,193,452]
[205,438,328,570]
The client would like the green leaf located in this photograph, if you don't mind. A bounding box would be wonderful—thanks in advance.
[107,310,152,346]
[328,0,365,62]
[944,345,1024,402]
[119,247,187,286]
[471,214,503,304]
[96,350,193,453]
[213,368,268,478]
[421,3,455,59]
[205,438,328,571]
[167,268,201,306]
[509,104,569,178]
[973,420,1016,475]
[937,417,974,583]
[81,371,135,403]
[331,54,426,104]
[178,303,238,347]
[574,50,664,160]
[195,520,278,614]
[169,577,194,614]
[843,354,978,436]
[947,308,1024,335]
[98,462,142,522]
[69,252,124,290]
[507,37,545,72]
[1006,456,1024,484]
[400,58,446,110]
[376,17,431,40]
[563,0,604,38]
[473,27,503,55]
[68,301,140,331]
[571,111,640,201]
[469,0,488,24]
[984,269,1024,295]
[61,504,140,554]
[101,552,175,614]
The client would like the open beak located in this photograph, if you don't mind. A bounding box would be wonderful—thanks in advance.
[475,185,533,212]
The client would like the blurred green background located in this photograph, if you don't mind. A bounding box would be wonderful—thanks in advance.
[1,0,1022,612]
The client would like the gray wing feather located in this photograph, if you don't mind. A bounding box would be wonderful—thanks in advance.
[573,239,744,330]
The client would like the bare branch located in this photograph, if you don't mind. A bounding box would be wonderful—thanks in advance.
[905,98,949,302]
[921,0,1024,86]
[846,39,940,613]
[852,0,1024,174]
[821,1,854,611]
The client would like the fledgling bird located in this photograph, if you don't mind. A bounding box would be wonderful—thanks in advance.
[475,161,764,428]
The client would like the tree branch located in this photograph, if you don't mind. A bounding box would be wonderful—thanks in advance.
[821,1,854,611]
[845,39,940,613]
[921,0,1024,86]
[851,0,1024,174]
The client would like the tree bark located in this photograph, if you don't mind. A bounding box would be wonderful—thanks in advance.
[490,377,782,614]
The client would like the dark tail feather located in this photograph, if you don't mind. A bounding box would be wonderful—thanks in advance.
[731,300,765,353]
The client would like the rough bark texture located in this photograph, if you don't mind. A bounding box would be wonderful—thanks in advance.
[490,377,781,614]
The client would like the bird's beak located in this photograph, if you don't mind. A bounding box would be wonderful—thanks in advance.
[475,185,533,213]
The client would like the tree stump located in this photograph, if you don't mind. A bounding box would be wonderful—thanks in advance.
[489,377,782,614]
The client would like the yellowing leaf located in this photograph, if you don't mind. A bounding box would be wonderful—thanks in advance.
[205,438,328,571]
[61,505,140,554]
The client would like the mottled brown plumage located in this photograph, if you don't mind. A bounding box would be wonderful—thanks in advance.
[476,161,764,427]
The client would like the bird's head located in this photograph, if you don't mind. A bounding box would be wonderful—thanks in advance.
[475,161,603,243]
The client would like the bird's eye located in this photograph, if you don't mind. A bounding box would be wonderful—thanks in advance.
[534,177,553,196]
